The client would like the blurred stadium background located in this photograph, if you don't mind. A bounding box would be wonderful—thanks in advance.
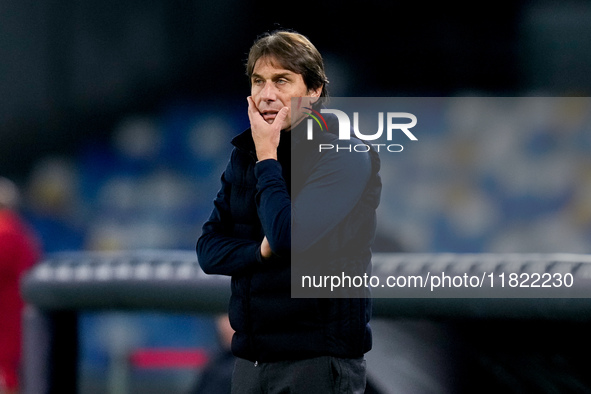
[3,1,591,393]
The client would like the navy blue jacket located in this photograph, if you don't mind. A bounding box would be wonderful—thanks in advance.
[197,113,381,362]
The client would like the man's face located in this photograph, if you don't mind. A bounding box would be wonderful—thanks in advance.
[250,56,321,131]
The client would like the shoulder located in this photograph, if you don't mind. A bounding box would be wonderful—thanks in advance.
[307,138,372,189]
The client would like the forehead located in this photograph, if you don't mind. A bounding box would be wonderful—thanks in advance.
[252,56,299,77]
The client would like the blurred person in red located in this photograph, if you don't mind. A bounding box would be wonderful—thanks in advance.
[0,177,40,394]
[189,314,235,394]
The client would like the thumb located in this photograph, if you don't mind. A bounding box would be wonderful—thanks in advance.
[275,107,289,128]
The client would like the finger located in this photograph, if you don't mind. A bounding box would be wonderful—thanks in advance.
[246,96,257,122]
[247,96,255,111]
[247,97,268,129]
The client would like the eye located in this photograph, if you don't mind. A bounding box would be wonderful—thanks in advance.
[253,78,263,85]
[276,78,287,85]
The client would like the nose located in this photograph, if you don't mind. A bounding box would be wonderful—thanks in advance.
[260,82,277,102]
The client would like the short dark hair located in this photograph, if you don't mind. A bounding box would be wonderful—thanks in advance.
[246,30,329,98]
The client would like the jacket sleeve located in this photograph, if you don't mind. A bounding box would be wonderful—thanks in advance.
[196,161,262,276]
[199,142,371,269]
[254,159,291,256]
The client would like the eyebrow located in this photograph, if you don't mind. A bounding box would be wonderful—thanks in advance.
[251,72,295,81]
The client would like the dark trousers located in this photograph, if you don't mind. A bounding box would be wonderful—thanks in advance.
[231,356,366,394]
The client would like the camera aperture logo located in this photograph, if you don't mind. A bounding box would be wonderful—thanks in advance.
[305,108,417,153]
[302,107,329,132]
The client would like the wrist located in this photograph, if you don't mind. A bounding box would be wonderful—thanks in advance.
[257,155,277,163]
[256,151,277,161]
[256,157,277,163]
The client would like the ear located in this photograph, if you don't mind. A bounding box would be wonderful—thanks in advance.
[308,85,323,103]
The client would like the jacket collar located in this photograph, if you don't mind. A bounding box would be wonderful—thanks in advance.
[231,128,256,155]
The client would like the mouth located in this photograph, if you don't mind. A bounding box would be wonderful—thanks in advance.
[261,110,279,123]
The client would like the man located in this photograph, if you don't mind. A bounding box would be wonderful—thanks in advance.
[0,177,40,394]
[190,314,234,394]
[197,30,381,393]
